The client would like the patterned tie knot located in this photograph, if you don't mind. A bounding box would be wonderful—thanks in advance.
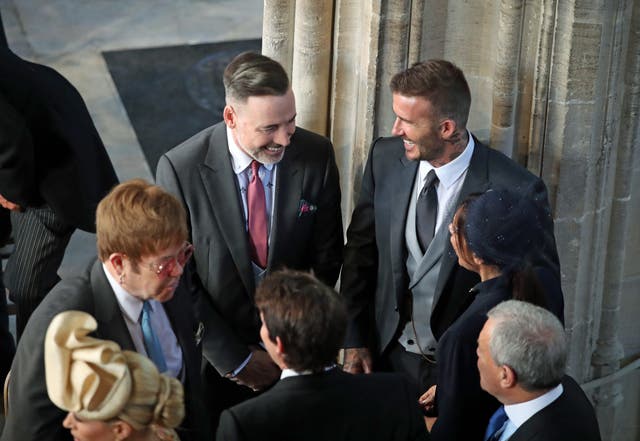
[250,160,261,180]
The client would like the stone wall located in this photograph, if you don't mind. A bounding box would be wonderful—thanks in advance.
[263,1,640,439]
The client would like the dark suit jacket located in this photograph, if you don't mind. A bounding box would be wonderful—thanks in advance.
[0,48,117,232]
[0,260,208,441]
[509,376,601,441]
[341,135,561,353]
[216,369,429,441]
[156,122,343,374]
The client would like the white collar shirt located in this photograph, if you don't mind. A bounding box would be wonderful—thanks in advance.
[102,263,183,379]
[416,131,475,232]
[500,383,564,440]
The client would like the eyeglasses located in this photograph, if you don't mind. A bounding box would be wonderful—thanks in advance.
[146,242,194,277]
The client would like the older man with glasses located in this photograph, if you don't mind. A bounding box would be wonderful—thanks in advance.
[1,179,209,441]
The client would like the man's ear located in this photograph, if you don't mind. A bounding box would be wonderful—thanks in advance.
[500,365,518,388]
[110,420,133,441]
[108,253,125,273]
[275,336,285,357]
[440,118,457,139]
[223,105,236,128]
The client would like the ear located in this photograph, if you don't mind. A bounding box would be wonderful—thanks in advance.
[108,253,126,274]
[110,420,133,441]
[275,336,285,357]
[439,118,457,138]
[471,252,484,266]
[223,104,236,128]
[500,365,518,388]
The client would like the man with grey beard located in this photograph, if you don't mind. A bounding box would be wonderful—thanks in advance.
[157,51,343,431]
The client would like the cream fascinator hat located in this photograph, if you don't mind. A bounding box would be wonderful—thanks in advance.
[44,310,132,420]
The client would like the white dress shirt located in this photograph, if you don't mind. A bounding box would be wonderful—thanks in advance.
[415,131,475,231]
[500,383,564,440]
[102,263,183,378]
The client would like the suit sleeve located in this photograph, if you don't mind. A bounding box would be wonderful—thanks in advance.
[216,409,245,441]
[0,92,37,206]
[309,141,343,287]
[340,139,380,348]
[156,155,251,375]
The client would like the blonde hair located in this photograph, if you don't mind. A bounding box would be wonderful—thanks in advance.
[96,179,188,262]
[117,352,185,431]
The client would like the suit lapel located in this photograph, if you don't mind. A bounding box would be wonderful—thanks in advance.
[90,261,135,351]
[390,154,419,305]
[199,124,255,294]
[432,138,490,306]
[269,142,302,268]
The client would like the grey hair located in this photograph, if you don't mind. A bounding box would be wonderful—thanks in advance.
[223,51,289,103]
[487,300,567,391]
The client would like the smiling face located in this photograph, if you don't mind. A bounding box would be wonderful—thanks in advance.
[224,89,297,165]
[391,93,446,163]
[119,241,189,303]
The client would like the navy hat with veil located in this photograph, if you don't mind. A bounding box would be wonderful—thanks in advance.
[463,187,551,272]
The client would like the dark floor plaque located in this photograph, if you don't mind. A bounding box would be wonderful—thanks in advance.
[103,39,261,172]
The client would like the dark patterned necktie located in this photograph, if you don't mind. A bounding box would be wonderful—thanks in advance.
[416,169,439,253]
[247,160,268,268]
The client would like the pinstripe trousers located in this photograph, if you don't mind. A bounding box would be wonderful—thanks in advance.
[4,205,73,338]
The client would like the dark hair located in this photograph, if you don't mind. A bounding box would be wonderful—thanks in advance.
[453,190,547,306]
[223,51,289,102]
[390,59,471,128]
[255,269,347,373]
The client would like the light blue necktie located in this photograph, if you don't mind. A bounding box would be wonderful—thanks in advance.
[484,406,508,441]
[141,301,167,372]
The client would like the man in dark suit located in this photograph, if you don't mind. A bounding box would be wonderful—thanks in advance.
[1,180,208,441]
[216,269,429,441]
[0,26,118,337]
[340,59,561,394]
[156,52,343,427]
[478,300,601,441]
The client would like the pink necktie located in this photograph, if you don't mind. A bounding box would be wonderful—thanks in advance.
[247,160,268,268]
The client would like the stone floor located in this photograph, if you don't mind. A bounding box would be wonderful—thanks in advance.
[1,0,264,335]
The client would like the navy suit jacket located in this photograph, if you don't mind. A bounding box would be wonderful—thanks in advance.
[216,369,429,441]
[1,260,208,441]
[509,376,601,441]
[0,47,117,232]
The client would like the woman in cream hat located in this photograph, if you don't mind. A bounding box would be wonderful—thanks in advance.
[44,310,185,441]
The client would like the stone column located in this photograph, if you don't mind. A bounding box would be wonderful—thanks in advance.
[591,1,639,438]
[262,0,296,77]
[489,0,524,157]
[374,0,412,137]
[291,0,334,135]
[330,0,382,220]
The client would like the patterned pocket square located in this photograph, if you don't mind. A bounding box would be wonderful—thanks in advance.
[297,199,318,217]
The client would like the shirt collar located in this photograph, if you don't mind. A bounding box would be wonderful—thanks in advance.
[504,383,564,428]
[280,364,338,380]
[102,262,144,322]
[226,126,275,175]
[418,130,475,188]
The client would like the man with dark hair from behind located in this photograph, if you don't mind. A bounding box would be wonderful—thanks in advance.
[478,300,601,441]
[216,269,429,441]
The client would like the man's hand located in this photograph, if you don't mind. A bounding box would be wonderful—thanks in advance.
[419,385,437,413]
[230,347,280,391]
[342,347,373,374]
[0,193,21,212]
